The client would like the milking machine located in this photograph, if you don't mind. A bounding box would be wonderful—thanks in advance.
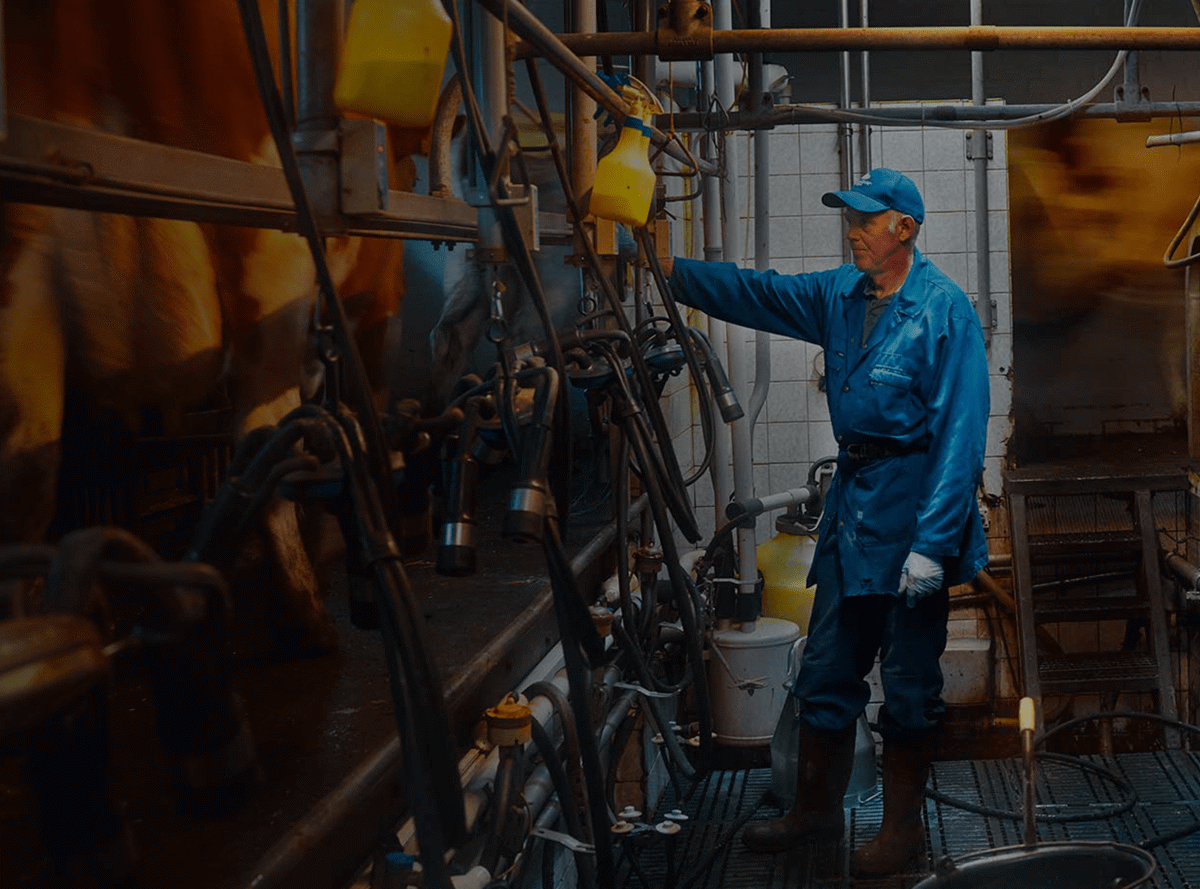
[0,529,251,886]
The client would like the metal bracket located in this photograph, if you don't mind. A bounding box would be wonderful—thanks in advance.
[531,827,595,854]
[1113,82,1154,120]
[291,127,340,154]
[655,0,714,61]
[465,183,541,253]
[507,183,540,253]
[339,119,389,215]
[965,130,993,161]
[1113,32,1154,121]
[613,681,675,699]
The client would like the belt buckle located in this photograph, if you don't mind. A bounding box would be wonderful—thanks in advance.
[846,443,868,461]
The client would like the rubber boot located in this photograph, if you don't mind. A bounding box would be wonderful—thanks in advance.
[743,723,856,853]
[850,740,933,877]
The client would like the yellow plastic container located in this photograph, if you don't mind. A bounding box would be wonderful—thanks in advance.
[590,86,658,228]
[757,529,819,636]
[334,0,453,128]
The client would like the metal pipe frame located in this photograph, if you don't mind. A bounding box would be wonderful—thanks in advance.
[468,0,717,176]
[516,24,1200,58]
[970,0,993,347]
[837,0,854,263]
[858,0,871,175]
[0,114,478,241]
[293,0,341,225]
[660,100,1200,132]
[1167,552,1200,590]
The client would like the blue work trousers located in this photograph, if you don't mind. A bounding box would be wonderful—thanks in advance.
[793,555,950,745]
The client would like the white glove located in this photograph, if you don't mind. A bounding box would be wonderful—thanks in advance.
[899,551,944,608]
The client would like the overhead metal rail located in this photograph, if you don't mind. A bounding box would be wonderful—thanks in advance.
[662,100,1200,132]
[0,114,477,242]
[515,24,1200,58]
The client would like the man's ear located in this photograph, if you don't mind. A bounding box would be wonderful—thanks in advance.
[897,214,917,244]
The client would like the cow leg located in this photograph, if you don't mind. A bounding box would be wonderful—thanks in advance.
[0,207,67,617]
[223,227,344,655]
[0,206,67,547]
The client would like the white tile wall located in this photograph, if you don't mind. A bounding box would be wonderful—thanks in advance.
[667,101,1014,547]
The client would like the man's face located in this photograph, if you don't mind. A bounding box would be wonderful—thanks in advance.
[843,208,906,276]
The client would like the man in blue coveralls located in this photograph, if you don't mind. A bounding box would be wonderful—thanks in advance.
[664,169,990,876]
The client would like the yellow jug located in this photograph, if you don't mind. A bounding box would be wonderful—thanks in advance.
[334,0,453,128]
[757,525,819,636]
[590,85,659,228]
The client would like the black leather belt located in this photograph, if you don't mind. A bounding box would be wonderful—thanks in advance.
[842,441,923,463]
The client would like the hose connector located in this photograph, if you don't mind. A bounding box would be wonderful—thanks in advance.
[486,695,533,747]
[438,518,478,577]
[504,479,551,543]
[437,403,486,576]
[503,368,558,544]
[689,326,743,423]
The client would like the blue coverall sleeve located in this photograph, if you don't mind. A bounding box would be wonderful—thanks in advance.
[910,300,990,559]
[669,258,837,344]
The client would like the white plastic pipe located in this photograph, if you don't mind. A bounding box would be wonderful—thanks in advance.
[1147,130,1200,147]
[971,0,994,347]
[713,0,757,624]
[838,0,855,263]
[700,60,734,528]
[859,0,872,174]
[451,866,492,889]
[747,0,772,437]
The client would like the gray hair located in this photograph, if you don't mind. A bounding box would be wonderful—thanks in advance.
[886,209,920,245]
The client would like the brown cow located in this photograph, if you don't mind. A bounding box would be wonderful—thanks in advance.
[1009,117,1200,436]
[0,0,412,652]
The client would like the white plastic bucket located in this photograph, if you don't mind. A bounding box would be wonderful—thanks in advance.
[708,617,801,747]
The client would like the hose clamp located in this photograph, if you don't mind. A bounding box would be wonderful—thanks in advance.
[440,521,476,549]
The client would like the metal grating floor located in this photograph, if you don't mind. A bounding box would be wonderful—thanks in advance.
[615,751,1200,889]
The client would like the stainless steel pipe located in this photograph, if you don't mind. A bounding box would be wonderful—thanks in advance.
[660,100,1200,132]
[516,25,1200,58]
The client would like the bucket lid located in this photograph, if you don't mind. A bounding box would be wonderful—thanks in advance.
[712,616,801,649]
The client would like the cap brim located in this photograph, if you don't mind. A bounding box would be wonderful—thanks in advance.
[821,190,889,214]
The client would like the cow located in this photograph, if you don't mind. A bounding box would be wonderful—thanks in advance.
[0,0,415,654]
[1008,116,1200,439]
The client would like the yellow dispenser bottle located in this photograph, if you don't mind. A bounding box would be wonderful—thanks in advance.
[590,85,659,228]
[334,0,453,128]
[757,514,819,636]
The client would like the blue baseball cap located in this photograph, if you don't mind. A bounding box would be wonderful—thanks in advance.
[822,168,925,224]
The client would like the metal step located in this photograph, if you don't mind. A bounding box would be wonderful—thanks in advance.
[1027,529,1142,558]
[1038,651,1161,694]
[1033,595,1148,623]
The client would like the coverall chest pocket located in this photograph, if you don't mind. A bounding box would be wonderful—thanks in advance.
[866,353,920,417]
[867,352,918,389]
